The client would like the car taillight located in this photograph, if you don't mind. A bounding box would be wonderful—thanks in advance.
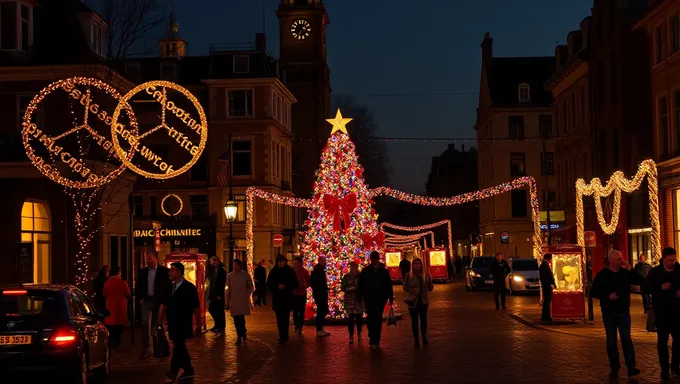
[50,328,77,345]
[2,290,27,295]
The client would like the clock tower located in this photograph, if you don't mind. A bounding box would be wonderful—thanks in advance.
[277,0,331,198]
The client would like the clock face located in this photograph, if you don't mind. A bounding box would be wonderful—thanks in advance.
[290,19,311,40]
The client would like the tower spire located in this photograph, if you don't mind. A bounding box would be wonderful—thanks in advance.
[159,7,187,58]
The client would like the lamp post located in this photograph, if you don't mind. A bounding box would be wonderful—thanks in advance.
[223,134,238,272]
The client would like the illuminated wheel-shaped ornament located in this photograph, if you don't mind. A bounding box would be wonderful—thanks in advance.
[161,193,183,216]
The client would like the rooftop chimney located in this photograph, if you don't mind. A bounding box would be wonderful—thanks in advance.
[255,33,267,51]
[481,32,493,68]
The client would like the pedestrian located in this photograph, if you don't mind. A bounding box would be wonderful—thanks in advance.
[159,262,201,382]
[646,247,680,380]
[225,258,254,346]
[341,261,364,344]
[103,265,130,348]
[266,260,274,276]
[292,256,310,337]
[403,257,434,347]
[208,256,227,333]
[311,256,330,337]
[491,252,510,310]
[634,254,652,313]
[254,261,267,307]
[540,253,556,323]
[454,256,463,281]
[591,249,642,379]
[136,250,171,359]
[93,265,109,314]
[359,251,394,349]
[266,254,299,344]
[399,254,411,282]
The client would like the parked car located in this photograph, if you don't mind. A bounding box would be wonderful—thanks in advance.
[506,258,540,294]
[465,256,496,291]
[0,284,110,384]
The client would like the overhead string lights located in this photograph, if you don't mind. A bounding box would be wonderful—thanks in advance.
[384,230,435,248]
[381,220,453,256]
[576,159,661,264]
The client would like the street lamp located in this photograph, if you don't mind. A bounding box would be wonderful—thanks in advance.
[224,200,238,222]
[223,134,237,272]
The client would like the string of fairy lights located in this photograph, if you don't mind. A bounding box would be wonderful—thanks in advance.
[384,230,435,248]
[381,220,453,257]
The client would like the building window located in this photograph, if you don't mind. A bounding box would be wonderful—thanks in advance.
[555,105,560,136]
[541,152,555,175]
[91,22,105,56]
[190,195,208,220]
[511,190,528,218]
[510,152,526,176]
[228,90,253,117]
[133,196,143,217]
[149,196,157,217]
[518,83,530,102]
[190,153,208,181]
[657,26,667,64]
[660,96,669,159]
[235,195,246,222]
[673,16,680,54]
[21,201,51,284]
[272,203,282,225]
[543,189,556,204]
[232,140,252,176]
[539,115,553,138]
[0,3,33,51]
[508,116,524,139]
[233,55,250,74]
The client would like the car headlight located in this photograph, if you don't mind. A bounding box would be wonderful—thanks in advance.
[512,275,524,282]
[470,271,481,278]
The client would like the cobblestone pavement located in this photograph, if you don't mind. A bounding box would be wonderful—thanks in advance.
[94,284,678,384]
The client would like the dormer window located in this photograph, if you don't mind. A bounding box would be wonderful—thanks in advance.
[91,21,106,57]
[518,83,531,102]
[234,55,250,74]
[0,2,33,52]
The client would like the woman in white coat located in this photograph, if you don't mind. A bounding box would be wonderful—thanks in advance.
[226,258,254,345]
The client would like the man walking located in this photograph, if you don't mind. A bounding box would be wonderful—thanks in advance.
[311,256,330,337]
[539,253,556,322]
[647,247,680,380]
[360,251,394,349]
[491,252,510,310]
[634,254,652,313]
[591,249,641,379]
[292,256,310,336]
[136,250,170,359]
[159,262,201,382]
[208,256,227,333]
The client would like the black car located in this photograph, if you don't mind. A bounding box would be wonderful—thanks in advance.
[465,256,496,291]
[0,284,110,383]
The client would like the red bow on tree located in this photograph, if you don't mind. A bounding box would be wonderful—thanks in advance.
[362,231,385,250]
[323,193,357,232]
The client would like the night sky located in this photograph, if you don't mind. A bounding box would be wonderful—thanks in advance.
[161,0,593,193]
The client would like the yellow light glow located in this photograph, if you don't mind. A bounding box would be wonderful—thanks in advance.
[326,109,352,135]
[161,193,183,216]
[384,252,401,267]
[110,80,208,180]
[575,159,660,264]
[429,250,446,266]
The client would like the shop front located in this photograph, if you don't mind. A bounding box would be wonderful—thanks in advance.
[133,225,216,268]
[539,210,567,245]
[660,172,680,253]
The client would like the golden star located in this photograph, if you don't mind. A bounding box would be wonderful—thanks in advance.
[326,109,353,135]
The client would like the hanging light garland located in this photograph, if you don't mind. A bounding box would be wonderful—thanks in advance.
[576,159,661,264]
[381,220,453,256]
[384,230,435,247]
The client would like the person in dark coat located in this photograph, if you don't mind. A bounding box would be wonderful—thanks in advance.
[359,251,394,349]
[490,252,510,310]
[399,255,411,282]
[647,247,680,380]
[311,256,330,337]
[540,253,556,322]
[254,261,268,307]
[208,256,227,333]
[634,254,652,313]
[159,262,201,382]
[591,249,642,379]
[93,265,109,313]
[135,250,171,359]
[266,254,299,344]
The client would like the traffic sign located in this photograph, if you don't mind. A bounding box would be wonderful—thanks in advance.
[273,234,284,247]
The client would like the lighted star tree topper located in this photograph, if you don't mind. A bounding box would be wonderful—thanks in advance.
[300,109,382,318]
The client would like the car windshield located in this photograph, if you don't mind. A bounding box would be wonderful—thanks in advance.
[0,290,61,317]
[512,259,539,271]
[472,257,494,268]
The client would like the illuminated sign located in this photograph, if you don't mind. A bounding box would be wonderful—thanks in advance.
[384,252,401,267]
[540,223,561,230]
[429,250,446,266]
[500,231,510,244]
[539,210,565,222]
[134,228,202,237]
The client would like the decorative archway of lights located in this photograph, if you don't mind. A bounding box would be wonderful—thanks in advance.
[246,176,543,274]
[384,230,435,248]
[381,219,453,255]
[575,159,661,264]
[387,240,422,250]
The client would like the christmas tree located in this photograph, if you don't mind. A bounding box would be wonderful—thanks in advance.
[301,109,383,318]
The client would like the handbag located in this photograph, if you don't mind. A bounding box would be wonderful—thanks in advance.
[646,306,656,333]
[404,295,416,307]
[153,327,170,358]
[386,307,398,326]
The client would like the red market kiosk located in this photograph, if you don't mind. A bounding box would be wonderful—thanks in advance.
[426,248,448,282]
[163,253,208,330]
[544,244,586,321]
[383,249,403,282]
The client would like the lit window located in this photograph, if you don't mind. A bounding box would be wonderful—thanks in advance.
[20,201,51,284]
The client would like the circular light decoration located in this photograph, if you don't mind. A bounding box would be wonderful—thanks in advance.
[161,193,183,216]
[110,80,208,180]
[22,77,138,189]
